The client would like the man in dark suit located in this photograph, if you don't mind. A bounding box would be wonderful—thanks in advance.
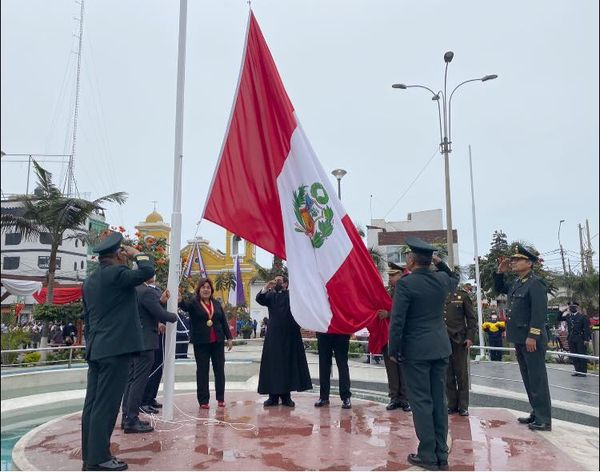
[81,231,155,471]
[388,237,459,471]
[121,277,177,432]
[495,245,552,431]
[562,302,592,377]
[444,287,477,416]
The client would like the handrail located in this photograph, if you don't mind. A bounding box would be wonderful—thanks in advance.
[469,345,598,362]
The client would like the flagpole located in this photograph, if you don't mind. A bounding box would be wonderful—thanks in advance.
[468,145,485,359]
[163,0,188,421]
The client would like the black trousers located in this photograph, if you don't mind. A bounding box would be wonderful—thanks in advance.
[488,334,503,361]
[402,358,449,464]
[317,333,351,401]
[82,354,130,466]
[193,342,225,404]
[515,342,552,424]
[142,340,164,405]
[446,341,469,411]
[568,336,588,373]
[382,344,408,403]
[121,350,154,420]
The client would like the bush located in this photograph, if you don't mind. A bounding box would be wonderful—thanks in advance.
[348,341,364,358]
[1,329,32,365]
[22,351,41,365]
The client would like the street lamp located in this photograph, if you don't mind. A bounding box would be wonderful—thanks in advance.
[558,219,567,274]
[392,51,497,268]
[331,168,347,200]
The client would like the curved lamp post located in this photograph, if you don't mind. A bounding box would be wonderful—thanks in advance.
[331,168,347,200]
[392,51,497,268]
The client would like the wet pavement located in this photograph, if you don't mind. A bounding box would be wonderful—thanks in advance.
[13,392,588,471]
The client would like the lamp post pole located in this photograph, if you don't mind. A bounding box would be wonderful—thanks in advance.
[331,168,347,200]
[392,52,497,268]
[558,219,567,275]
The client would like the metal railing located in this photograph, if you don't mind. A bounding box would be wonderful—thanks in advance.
[1,345,85,369]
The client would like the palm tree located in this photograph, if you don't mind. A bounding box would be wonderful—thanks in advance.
[214,271,236,302]
[0,160,126,345]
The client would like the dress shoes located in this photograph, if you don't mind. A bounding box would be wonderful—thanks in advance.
[281,398,295,407]
[314,399,330,408]
[218,401,226,408]
[124,418,154,434]
[83,457,126,471]
[139,405,159,415]
[386,401,411,412]
[149,399,163,408]
[571,372,586,377]
[86,458,128,471]
[121,418,150,430]
[517,414,535,424]
[448,408,459,415]
[437,460,449,471]
[401,403,412,412]
[263,397,279,407]
[528,421,552,431]
[406,453,439,470]
[341,399,352,409]
[458,409,469,417]
[199,404,210,409]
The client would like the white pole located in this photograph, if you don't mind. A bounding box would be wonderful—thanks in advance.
[163,0,188,421]
[468,145,485,359]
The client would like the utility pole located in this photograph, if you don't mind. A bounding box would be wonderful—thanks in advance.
[558,219,566,275]
[579,224,586,274]
[585,219,594,272]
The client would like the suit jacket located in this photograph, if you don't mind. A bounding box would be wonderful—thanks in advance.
[444,289,477,344]
[136,284,177,351]
[82,254,155,361]
[178,298,232,344]
[494,272,547,344]
[388,261,459,361]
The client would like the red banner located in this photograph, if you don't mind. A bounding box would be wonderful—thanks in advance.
[33,287,82,305]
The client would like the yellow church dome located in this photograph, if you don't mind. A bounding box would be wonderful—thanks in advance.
[145,211,164,223]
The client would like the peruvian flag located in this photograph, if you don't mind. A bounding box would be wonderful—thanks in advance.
[203,12,391,352]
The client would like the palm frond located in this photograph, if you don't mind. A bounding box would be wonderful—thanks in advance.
[0,214,43,240]
[93,192,128,207]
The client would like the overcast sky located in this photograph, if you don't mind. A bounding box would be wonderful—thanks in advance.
[2,0,598,272]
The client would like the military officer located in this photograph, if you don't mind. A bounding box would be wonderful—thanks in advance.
[389,237,459,470]
[379,261,411,412]
[444,287,477,416]
[495,244,552,431]
[81,231,155,471]
[562,302,592,377]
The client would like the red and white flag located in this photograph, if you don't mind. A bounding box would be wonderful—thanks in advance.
[203,12,391,352]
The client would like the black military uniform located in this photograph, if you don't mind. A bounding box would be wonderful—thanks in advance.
[121,282,176,431]
[444,289,477,416]
[389,237,459,469]
[494,245,552,431]
[563,303,591,376]
[81,232,155,471]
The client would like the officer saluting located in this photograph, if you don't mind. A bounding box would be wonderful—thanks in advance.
[444,287,477,416]
[81,231,155,471]
[389,237,459,470]
[495,244,552,431]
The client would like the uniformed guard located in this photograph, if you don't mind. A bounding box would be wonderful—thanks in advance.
[482,311,506,361]
[389,237,459,470]
[444,287,477,416]
[379,261,411,412]
[495,244,552,431]
[561,302,592,377]
[81,231,155,471]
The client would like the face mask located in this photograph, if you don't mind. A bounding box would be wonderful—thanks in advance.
[274,283,283,292]
[491,316,498,322]
[569,306,578,313]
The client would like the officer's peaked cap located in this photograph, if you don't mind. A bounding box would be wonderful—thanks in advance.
[92,231,124,255]
[404,236,437,255]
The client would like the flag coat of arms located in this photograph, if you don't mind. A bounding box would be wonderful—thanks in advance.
[203,12,391,352]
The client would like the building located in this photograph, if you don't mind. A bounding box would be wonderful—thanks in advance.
[134,210,171,243]
[367,209,459,266]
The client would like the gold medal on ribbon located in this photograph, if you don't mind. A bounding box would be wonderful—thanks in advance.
[206,319,213,327]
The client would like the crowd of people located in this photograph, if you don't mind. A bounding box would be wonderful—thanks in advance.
[72,229,595,471]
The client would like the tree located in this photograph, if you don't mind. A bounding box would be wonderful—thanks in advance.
[250,255,288,283]
[0,160,126,346]
[551,272,599,315]
[214,271,236,302]
[368,246,386,274]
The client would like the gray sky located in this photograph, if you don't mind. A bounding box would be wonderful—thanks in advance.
[2,0,598,272]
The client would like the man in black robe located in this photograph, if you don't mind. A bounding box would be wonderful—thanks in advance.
[256,275,312,407]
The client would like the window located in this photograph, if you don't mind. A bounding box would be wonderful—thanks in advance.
[38,256,61,270]
[81,240,85,247]
[75,240,78,248]
[3,256,20,270]
[81,260,84,269]
[40,233,53,245]
[74,262,77,271]
[5,233,22,245]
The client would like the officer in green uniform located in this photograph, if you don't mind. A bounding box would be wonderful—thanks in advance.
[389,237,459,470]
[444,288,477,416]
[81,231,155,471]
[495,244,552,431]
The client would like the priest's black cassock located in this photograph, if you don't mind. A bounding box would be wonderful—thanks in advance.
[256,288,312,395]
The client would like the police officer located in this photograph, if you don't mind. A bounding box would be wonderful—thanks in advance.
[379,261,411,412]
[495,244,552,431]
[562,302,592,377]
[81,231,155,471]
[389,237,459,470]
[444,287,477,416]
